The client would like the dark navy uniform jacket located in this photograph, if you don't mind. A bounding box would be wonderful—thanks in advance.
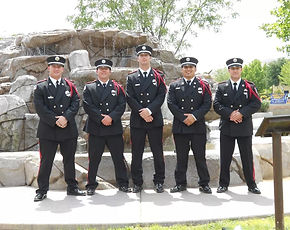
[167,77,212,134]
[213,79,261,137]
[83,79,126,136]
[126,69,166,129]
[34,78,79,141]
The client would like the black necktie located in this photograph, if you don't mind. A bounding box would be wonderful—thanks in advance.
[56,80,60,88]
[143,72,147,78]
[187,80,191,85]
[233,82,237,94]
[103,83,106,88]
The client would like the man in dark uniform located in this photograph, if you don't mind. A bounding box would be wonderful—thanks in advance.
[213,58,261,194]
[126,45,167,193]
[33,55,85,202]
[167,57,212,194]
[83,58,131,195]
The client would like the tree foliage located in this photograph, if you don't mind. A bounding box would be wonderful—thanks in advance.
[264,58,287,87]
[261,0,290,54]
[279,60,290,86]
[213,67,230,83]
[241,59,267,92]
[68,0,239,55]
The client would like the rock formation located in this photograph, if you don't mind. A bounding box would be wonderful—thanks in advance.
[1,29,289,190]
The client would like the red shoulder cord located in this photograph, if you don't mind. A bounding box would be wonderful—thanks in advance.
[197,77,212,97]
[244,80,261,102]
[112,80,125,95]
[64,78,80,98]
[152,68,167,92]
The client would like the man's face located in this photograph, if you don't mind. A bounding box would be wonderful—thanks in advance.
[228,66,242,82]
[181,65,196,80]
[137,53,151,67]
[48,64,64,80]
[97,66,111,81]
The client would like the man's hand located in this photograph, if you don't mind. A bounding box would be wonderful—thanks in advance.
[144,115,154,123]
[230,110,243,123]
[55,116,68,128]
[139,108,153,122]
[101,114,112,126]
[139,108,150,119]
[183,113,196,126]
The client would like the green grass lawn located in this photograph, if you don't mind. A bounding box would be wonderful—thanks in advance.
[104,216,290,230]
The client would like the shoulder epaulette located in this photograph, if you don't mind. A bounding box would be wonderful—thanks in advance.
[128,70,138,75]
[246,80,254,85]
[218,81,227,84]
[86,80,97,84]
[37,79,47,84]
[155,69,164,74]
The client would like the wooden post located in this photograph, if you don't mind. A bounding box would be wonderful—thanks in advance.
[272,132,284,230]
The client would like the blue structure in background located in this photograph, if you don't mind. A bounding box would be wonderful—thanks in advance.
[270,92,289,104]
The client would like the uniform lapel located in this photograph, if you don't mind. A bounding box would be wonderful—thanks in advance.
[54,79,66,103]
[225,79,235,101]
[235,79,245,99]
[185,78,195,97]
[47,78,56,96]
[180,78,186,94]
[101,80,112,101]
[141,69,154,91]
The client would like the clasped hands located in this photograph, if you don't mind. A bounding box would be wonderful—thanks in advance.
[139,108,153,122]
[183,113,196,126]
[55,116,67,128]
[101,114,113,126]
[230,110,243,123]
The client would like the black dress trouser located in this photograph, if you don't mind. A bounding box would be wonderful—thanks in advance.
[37,138,78,194]
[219,133,257,188]
[130,127,165,186]
[173,133,210,186]
[86,134,129,189]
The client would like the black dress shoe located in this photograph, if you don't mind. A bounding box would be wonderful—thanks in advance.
[199,185,212,194]
[34,193,47,202]
[132,185,143,193]
[217,186,228,193]
[248,187,261,194]
[119,186,132,193]
[170,184,187,193]
[67,188,86,196]
[154,183,164,193]
[86,187,95,196]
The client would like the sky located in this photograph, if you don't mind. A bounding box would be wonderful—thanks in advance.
[0,0,286,73]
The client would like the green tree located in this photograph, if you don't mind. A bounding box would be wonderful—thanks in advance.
[213,67,230,82]
[279,60,290,85]
[68,0,239,55]
[241,59,267,92]
[260,0,290,54]
[264,58,287,87]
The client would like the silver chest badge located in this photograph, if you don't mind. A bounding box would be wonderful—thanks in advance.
[65,90,70,97]
[152,79,157,86]
[111,89,117,96]
[198,87,203,94]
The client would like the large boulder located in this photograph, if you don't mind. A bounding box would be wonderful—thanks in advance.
[22,152,115,190]
[9,75,37,112]
[0,152,27,186]
[254,136,290,179]
[0,95,29,151]
[23,113,39,151]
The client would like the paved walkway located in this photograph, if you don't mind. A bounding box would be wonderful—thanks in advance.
[0,180,289,229]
